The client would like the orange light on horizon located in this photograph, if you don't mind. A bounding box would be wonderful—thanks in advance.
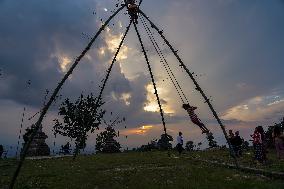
[122,125,154,136]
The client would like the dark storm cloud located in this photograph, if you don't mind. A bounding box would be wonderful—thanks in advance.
[0,0,103,106]
[0,0,170,129]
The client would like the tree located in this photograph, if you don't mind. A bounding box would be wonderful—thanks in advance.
[137,139,158,152]
[185,141,195,151]
[206,132,218,148]
[95,126,121,153]
[53,93,105,159]
[23,124,37,143]
[157,134,173,150]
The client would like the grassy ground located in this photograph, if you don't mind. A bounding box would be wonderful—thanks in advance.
[191,148,284,172]
[0,150,284,189]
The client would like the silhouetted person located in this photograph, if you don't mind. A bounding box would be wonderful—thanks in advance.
[0,145,3,158]
[228,130,234,140]
[176,132,184,155]
[258,126,267,162]
[233,131,243,157]
[228,130,235,151]
[251,126,265,163]
[183,104,209,134]
[273,126,284,159]
[61,142,71,154]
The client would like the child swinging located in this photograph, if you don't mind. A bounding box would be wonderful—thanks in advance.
[182,103,209,134]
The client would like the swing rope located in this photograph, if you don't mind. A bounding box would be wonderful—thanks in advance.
[95,21,132,106]
[140,15,212,135]
[140,16,189,105]
[133,22,167,135]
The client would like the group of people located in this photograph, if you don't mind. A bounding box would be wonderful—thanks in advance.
[60,142,71,155]
[251,125,284,163]
[176,125,284,162]
[228,130,243,157]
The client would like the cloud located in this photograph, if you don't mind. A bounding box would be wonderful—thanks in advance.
[222,95,284,123]
[1,0,284,150]
[122,125,154,136]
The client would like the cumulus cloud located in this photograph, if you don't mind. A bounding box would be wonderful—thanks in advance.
[222,95,284,123]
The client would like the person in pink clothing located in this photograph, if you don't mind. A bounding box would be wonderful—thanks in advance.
[182,104,209,134]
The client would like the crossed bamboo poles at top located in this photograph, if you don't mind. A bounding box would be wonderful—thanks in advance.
[9,3,238,188]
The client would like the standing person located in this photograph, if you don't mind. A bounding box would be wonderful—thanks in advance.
[228,130,235,155]
[228,130,234,140]
[176,132,184,155]
[272,126,284,159]
[257,126,267,162]
[228,130,235,144]
[0,145,3,159]
[251,127,264,163]
[234,131,243,157]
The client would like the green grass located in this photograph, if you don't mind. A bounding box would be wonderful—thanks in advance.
[191,148,284,172]
[0,150,283,189]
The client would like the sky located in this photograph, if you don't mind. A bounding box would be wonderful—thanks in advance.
[0,0,284,155]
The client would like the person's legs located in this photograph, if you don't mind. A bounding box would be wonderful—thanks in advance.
[236,145,240,156]
[238,145,243,157]
[231,145,237,157]
[192,120,207,133]
[255,144,263,162]
[275,143,281,159]
[200,125,209,134]
[177,144,182,155]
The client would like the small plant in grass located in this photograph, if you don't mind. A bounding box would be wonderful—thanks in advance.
[197,142,202,150]
[53,93,105,159]
[185,141,195,151]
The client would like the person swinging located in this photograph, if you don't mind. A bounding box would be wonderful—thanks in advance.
[182,103,210,134]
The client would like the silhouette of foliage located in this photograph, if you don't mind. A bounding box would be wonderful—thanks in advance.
[206,132,218,148]
[185,141,195,151]
[157,134,173,150]
[137,140,158,152]
[23,124,37,143]
[95,126,121,153]
[53,93,105,158]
